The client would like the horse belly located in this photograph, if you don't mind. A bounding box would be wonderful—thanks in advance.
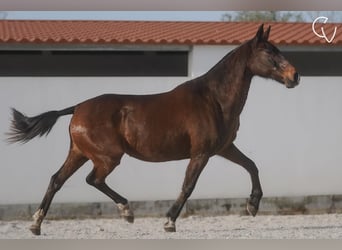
[123,130,191,162]
[120,111,191,162]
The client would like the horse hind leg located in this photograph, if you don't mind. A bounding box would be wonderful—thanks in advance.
[30,146,88,235]
[85,155,134,223]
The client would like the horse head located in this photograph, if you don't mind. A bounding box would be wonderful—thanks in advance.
[247,24,300,88]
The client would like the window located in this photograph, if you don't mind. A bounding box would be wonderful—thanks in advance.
[0,50,189,76]
[283,51,342,76]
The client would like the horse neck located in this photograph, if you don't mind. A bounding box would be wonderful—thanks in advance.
[205,42,254,118]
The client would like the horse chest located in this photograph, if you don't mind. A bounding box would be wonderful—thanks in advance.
[226,118,240,142]
[216,117,240,150]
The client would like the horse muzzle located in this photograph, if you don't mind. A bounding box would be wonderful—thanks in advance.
[285,72,300,88]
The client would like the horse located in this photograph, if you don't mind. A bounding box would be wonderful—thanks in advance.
[7,24,300,235]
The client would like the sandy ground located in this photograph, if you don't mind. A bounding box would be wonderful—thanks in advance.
[1,214,342,239]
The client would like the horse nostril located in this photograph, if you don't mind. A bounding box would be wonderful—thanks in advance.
[293,72,300,83]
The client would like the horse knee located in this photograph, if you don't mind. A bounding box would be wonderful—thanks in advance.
[244,157,257,170]
[243,159,259,177]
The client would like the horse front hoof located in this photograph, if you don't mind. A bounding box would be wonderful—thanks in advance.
[164,219,176,232]
[246,202,258,217]
[247,191,262,217]
[29,225,41,236]
[123,214,134,223]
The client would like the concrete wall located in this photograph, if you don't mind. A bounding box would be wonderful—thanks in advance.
[1,45,342,205]
[2,195,342,220]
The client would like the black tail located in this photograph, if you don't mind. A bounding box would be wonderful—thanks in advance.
[6,106,75,144]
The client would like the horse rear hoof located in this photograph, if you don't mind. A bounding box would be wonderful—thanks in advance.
[164,225,176,232]
[118,204,134,223]
[29,225,41,236]
[124,215,134,223]
[164,219,176,232]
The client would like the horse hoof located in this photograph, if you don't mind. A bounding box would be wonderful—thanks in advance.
[124,214,134,223]
[118,204,134,223]
[29,225,41,236]
[246,202,258,217]
[164,225,176,232]
[164,220,176,232]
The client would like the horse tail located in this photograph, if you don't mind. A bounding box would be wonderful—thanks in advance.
[6,106,75,144]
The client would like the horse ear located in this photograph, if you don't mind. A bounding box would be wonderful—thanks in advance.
[255,24,264,42]
[263,26,271,41]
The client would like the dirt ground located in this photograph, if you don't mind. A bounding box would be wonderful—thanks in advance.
[1,213,342,239]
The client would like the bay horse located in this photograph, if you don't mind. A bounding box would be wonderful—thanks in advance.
[7,24,299,235]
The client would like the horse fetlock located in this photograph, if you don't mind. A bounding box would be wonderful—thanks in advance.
[32,209,44,225]
[164,218,176,232]
[117,203,134,223]
[246,202,258,217]
[30,209,44,235]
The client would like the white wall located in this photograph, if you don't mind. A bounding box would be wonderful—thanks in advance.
[1,45,342,204]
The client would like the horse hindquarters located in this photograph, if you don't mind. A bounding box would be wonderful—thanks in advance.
[69,103,135,223]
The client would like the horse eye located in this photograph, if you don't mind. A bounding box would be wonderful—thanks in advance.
[272,59,278,68]
[267,57,277,68]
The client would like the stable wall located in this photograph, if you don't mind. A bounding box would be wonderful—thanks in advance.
[1,45,342,204]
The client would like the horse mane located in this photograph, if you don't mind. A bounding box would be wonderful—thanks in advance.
[199,39,253,89]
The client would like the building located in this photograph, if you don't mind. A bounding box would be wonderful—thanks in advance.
[1,20,342,205]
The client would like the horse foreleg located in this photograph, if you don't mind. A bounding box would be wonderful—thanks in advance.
[218,143,263,216]
[164,154,209,232]
[30,148,88,235]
